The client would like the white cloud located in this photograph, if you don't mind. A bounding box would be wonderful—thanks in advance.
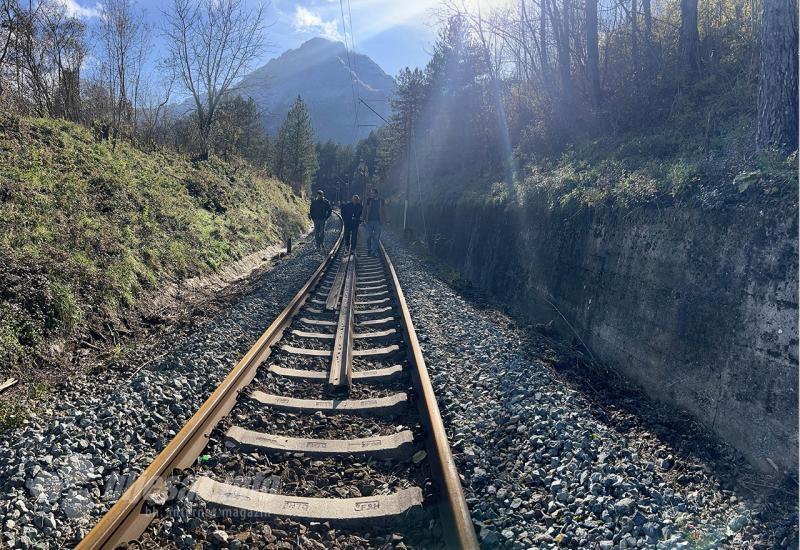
[293,6,342,41]
[62,0,100,18]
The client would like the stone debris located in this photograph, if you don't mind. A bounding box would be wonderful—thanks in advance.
[0,224,795,550]
[0,227,341,549]
[382,232,798,550]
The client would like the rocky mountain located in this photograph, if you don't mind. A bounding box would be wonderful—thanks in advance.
[233,38,394,144]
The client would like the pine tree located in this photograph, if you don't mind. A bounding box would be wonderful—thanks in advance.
[275,96,318,195]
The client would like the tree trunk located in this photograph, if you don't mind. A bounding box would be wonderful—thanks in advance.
[586,0,601,106]
[679,0,700,78]
[539,0,550,82]
[642,0,652,41]
[631,0,639,73]
[756,0,799,152]
[550,0,572,106]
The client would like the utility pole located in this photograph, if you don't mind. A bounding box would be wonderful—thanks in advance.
[404,109,411,236]
[336,176,348,206]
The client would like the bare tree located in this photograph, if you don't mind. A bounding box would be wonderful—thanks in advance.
[641,0,651,44]
[97,0,149,144]
[163,0,267,158]
[538,0,550,85]
[630,0,639,73]
[548,0,572,107]
[135,63,175,148]
[7,0,85,118]
[756,0,798,152]
[0,0,15,99]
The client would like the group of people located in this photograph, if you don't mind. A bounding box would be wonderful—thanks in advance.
[309,188,385,257]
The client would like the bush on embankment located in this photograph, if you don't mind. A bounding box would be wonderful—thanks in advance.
[0,116,307,381]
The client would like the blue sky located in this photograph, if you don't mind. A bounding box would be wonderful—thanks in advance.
[66,0,446,78]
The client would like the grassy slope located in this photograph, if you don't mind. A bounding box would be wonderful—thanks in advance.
[0,116,307,379]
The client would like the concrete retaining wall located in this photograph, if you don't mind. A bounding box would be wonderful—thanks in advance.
[395,197,798,473]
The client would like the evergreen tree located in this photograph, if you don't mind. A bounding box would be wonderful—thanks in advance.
[377,68,426,189]
[275,96,318,195]
[211,95,272,169]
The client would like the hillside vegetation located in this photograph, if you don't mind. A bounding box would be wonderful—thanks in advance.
[314,0,797,214]
[0,116,307,380]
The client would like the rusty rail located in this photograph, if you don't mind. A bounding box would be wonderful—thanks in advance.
[78,221,477,549]
[77,220,343,550]
[379,242,480,550]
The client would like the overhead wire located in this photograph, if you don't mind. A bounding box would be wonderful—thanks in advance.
[338,0,360,141]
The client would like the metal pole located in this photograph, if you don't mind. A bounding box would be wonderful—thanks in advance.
[404,110,411,233]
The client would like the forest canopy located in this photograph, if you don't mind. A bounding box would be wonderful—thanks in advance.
[315,0,798,209]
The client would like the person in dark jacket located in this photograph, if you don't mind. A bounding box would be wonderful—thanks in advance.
[363,187,386,257]
[309,190,333,251]
[340,195,362,253]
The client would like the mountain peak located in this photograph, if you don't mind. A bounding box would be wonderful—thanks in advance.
[297,37,346,52]
[234,40,395,144]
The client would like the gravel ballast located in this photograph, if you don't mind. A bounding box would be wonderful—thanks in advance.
[382,233,798,549]
[0,225,340,549]
[1,222,796,549]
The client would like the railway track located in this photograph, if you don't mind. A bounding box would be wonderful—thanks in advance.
[78,222,479,549]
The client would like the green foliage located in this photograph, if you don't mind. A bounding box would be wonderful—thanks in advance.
[274,96,318,195]
[210,96,272,170]
[516,106,798,209]
[0,115,307,371]
[0,382,50,430]
[49,282,83,333]
[315,140,354,200]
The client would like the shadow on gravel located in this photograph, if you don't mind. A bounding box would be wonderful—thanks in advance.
[397,232,799,549]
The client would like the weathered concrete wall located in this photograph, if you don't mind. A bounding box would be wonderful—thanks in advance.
[396,197,798,473]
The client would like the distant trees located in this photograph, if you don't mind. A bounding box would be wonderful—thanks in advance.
[0,0,311,188]
[0,0,795,201]
[316,140,354,201]
[756,0,798,152]
[377,67,425,194]
[274,96,318,195]
[211,95,272,167]
[163,0,267,158]
[317,0,795,207]
[0,0,86,119]
[420,15,506,183]
[96,0,148,145]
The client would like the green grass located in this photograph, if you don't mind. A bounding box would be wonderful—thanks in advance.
[510,74,798,210]
[0,115,308,373]
[516,124,797,210]
[0,382,49,429]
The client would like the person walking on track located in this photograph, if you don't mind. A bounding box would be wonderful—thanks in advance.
[340,195,362,254]
[363,188,385,257]
[309,190,332,252]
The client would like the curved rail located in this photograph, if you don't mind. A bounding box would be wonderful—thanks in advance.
[379,242,480,550]
[78,221,478,549]
[78,219,343,549]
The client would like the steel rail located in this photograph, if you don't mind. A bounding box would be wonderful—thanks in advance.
[78,217,344,550]
[328,254,355,388]
[379,242,480,550]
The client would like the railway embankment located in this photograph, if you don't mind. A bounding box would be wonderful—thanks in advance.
[392,192,797,476]
[0,116,308,423]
